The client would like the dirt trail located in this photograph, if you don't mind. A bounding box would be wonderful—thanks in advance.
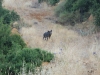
[3,0,100,75]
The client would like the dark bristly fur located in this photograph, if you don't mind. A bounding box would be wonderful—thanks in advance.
[43,30,52,40]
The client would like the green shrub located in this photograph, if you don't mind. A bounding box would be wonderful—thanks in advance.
[3,13,11,24]
[0,54,5,63]
[47,0,60,6]
[3,11,20,24]
[0,5,20,24]
[55,0,100,25]
[0,20,12,54]
[0,8,9,17]
[55,1,66,16]
[0,3,20,24]
[93,8,100,26]
[0,20,26,55]
[0,0,3,8]
[11,34,26,49]
[10,11,20,21]
[55,0,78,25]
[42,51,54,62]
[20,48,54,66]
[0,1,54,75]
[4,48,54,75]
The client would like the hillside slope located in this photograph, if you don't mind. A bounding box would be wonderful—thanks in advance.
[3,0,100,75]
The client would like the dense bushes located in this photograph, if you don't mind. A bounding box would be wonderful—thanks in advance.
[3,48,54,75]
[0,21,54,75]
[0,1,54,75]
[0,48,54,75]
[93,8,100,26]
[0,20,25,75]
[0,0,2,8]
[0,0,20,24]
[55,0,100,26]
[3,11,20,24]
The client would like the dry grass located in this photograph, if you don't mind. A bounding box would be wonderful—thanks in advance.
[29,11,51,21]
[20,22,100,75]
[3,0,100,75]
[11,28,19,35]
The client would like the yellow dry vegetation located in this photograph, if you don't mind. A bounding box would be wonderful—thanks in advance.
[3,0,100,75]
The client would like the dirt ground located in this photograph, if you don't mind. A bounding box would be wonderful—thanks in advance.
[3,0,100,75]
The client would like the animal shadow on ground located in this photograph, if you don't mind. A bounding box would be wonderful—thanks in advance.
[43,30,52,40]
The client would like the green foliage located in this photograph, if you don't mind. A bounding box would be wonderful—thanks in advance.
[4,48,54,75]
[93,8,100,26]
[47,0,60,6]
[72,0,93,11]
[0,20,54,74]
[0,0,2,8]
[3,13,11,24]
[55,1,66,16]
[55,0,100,26]
[0,27,54,75]
[58,11,75,24]
[18,48,54,66]
[11,34,26,49]
[0,3,20,24]
[0,8,9,17]
[64,0,76,12]
[55,0,78,25]
[10,11,20,21]
[0,1,54,75]
[42,51,54,62]
[3,11,20,24]
[0,20,11,54]
[0,54,5,63]
[0,20,26,55]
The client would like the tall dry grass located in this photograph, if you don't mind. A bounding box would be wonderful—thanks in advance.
[3,0,100,75]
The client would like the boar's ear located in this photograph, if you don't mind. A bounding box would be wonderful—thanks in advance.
[50,30,52,32]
